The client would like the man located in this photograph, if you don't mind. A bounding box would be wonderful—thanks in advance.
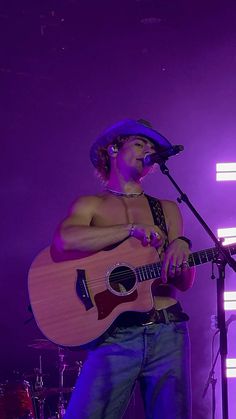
[53,119,195,419]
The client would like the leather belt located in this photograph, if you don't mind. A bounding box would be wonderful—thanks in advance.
[115,302,189,327]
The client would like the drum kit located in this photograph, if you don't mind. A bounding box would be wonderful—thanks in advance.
[0,339,83,419]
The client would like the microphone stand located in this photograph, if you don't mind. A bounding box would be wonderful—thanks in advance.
[202,323,220,419]
[156,158,236,419]
[202,345,219,419]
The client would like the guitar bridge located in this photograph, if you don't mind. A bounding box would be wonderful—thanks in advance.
[76,269,93,310]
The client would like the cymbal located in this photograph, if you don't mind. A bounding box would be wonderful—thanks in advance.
[34,387,74,398]
[28,339,60,351]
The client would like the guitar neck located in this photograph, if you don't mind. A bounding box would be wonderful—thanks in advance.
[188,245,235,267]
[135,243,236,283]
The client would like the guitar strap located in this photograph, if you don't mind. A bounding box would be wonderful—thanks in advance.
[145,194,169,248]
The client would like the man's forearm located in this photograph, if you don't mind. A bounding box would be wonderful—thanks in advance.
[54,224,131,253]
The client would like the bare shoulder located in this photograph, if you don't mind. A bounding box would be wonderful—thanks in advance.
[70,194,103,215]
[62,194,104,227]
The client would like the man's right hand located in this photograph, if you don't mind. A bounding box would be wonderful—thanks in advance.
[130,224,166,249]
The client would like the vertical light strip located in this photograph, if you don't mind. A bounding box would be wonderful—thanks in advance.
[216,163,236,388]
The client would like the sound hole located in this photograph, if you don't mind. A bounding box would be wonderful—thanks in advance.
[109,266,136,294]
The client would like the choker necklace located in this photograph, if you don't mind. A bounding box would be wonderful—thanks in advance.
[106,188,144,198]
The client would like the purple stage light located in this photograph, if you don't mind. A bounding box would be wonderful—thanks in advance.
[224,291,236,311]
[217,227,236,246]
[226,359,236,378]
[216,162,236,181]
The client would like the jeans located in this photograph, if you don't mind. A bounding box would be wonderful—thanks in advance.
[65,321,191,419]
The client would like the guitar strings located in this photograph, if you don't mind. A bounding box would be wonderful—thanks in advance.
[76,272,162,294]
[76,249,203,288]
[55,247,232,294]
[75,263,162,290]
[76,251,201,288]
[75,249,203,289]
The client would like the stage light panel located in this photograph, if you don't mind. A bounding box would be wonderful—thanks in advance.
[217,228,236,246]
[224,292,236,311]
[226,359,236,378]
[216,162,236,181]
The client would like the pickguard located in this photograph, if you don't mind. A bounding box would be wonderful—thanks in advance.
[94,289,138,320]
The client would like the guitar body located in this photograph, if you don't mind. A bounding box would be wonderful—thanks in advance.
[28,238,160,347]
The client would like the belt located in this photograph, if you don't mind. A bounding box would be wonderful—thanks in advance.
[115,302,189,327]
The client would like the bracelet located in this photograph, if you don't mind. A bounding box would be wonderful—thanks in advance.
[129,223,136,237]
[175,236,192,249]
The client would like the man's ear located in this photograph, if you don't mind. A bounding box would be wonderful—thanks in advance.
[107,144,118,157]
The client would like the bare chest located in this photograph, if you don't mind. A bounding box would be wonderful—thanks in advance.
[92,195,155,227]
[92,194,176,305]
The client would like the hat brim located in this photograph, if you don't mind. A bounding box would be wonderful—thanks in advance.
[90,119,172,168]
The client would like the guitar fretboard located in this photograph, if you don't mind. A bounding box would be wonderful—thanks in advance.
[135,244,236,282]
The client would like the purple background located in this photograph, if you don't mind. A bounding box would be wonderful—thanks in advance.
[1,1,236,417]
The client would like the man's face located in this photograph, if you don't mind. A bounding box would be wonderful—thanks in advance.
[115,135,156,180]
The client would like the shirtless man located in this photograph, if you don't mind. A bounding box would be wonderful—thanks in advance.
[53,119,195,419]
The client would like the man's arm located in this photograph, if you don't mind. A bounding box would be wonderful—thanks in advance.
[52,195,168,258]
[161,200,196,291]
[52,196,131,256]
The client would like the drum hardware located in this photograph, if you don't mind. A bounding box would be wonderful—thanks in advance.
[56,348,66,419]
[34,387,73,398]
[34,357,44,390]
[75,360,82,376]
[27,339,82,419]
[35,355,45,419]
[0,348,78,419]
[28,339,67,419]
[0,383,6,419]
[63,360,82,374]
[56,352,82,418]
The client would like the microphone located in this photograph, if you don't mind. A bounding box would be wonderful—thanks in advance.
[143,145,184,166]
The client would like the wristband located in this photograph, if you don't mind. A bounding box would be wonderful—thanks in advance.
[175,236,192,249]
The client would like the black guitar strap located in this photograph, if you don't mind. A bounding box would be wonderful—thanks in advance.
[145,194,169,248]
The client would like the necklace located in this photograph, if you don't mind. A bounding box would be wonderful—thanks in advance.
[106,188,144,198]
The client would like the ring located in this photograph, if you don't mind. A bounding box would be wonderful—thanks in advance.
[182,261,189,267]
[151,232,159,238]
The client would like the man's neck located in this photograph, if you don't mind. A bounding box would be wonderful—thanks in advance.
[106,177,143,195]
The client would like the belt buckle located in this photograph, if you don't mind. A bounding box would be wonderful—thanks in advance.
[141,320,155,326]
[141,321,154,326]
[140,310,158,326]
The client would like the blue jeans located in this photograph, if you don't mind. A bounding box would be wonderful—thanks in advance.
[65,321,191,419]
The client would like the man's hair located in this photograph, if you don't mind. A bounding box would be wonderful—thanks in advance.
[95,135,130,182]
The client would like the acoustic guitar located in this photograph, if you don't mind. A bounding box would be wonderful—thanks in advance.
[28,238,236,347]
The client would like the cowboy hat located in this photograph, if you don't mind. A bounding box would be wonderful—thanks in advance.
[90,118,172,168]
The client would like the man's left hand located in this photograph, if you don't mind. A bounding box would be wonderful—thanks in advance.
[161,238,190,283]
